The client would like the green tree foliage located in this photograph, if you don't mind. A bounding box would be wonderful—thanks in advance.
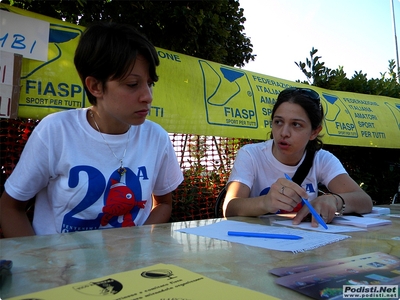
[295,47,400,203]
[295,47,400,98]
[2,0,255,67]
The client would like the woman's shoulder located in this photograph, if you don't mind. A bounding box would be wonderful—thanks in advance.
[35,109,83,130]
[239,140,271,153]
[135,120,170,141]
[141,120,168,133]
[315,148,341,164]
[41,108,83,120]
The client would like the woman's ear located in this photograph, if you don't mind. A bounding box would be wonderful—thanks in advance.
[310,125,322,140]
[85,76,103,98]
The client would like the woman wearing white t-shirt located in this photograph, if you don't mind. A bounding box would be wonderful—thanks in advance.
[0,23,183,237]
[223,87,372,227]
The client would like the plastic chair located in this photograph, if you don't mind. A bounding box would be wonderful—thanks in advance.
[214,186,226,218]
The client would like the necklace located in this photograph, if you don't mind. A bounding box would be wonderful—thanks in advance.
[89,109,131,176]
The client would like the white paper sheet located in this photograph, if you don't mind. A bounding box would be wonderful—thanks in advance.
[272,219,366,233]
[176,220,351,253]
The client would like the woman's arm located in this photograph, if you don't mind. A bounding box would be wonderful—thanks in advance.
[326,173,373,213]
[143,193,173,224]
[0,191,35,238]
[223,179,306,217]
[293,173,373,226]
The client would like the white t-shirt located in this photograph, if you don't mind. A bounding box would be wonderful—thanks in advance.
[228,140,346,200]
[5,108,183,235]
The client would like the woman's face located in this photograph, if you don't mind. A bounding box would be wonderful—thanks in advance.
[90,55,155,133]
[271,101,321,165]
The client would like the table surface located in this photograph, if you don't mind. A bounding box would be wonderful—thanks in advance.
[1,204,400,299]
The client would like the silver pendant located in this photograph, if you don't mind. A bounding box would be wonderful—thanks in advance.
[118,167,126,176]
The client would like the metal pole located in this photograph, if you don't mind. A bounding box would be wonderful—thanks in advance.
[391,0,400,82]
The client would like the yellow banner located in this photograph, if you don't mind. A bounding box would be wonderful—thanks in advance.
[2,4,399,149]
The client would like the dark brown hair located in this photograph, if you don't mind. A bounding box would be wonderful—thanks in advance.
[74,22,160,105]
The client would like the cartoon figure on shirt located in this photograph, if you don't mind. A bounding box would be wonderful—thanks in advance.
[101,178,147,227]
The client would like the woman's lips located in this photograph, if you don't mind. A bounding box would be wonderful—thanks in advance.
[136,109,149,117]
[278,140,290,150]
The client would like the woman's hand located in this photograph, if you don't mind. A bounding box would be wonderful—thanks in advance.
[292,173,373,227]
[267,178,308,213]
[224,178,309,217]
[293,194,338,227]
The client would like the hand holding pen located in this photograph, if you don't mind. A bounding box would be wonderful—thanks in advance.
[283,174,328,229]
[292,192,340,227]
[267,177,305,214]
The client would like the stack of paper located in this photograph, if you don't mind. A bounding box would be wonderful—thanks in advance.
[366,206,391,217]
[331,216,392,228]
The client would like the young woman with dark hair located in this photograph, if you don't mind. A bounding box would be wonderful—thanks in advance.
[223,87,372,227]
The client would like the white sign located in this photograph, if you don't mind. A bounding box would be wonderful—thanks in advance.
[0,51,15,85]
[0,9,49,61]
[0,50,21,118]
[0,83,13,117]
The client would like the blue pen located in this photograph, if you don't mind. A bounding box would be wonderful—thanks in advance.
[284,173,328,230]
[227,231,303,240]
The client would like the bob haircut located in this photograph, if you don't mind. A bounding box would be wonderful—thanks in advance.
[74,22,160,105]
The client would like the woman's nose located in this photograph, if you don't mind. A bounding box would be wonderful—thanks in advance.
[280,125,290,137]
[140,85,153,103]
